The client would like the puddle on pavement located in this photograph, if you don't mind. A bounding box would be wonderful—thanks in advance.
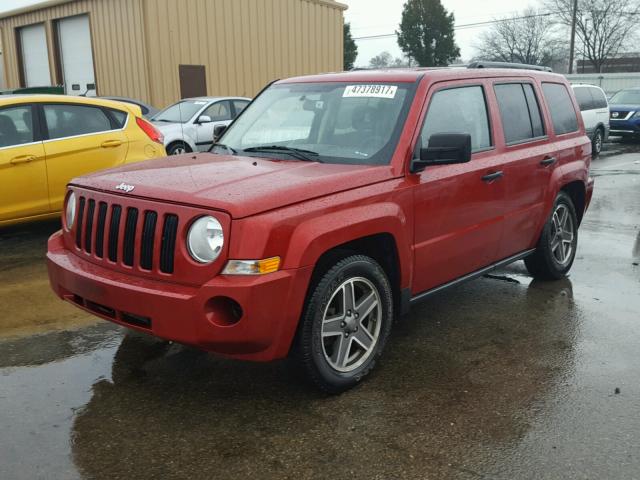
[0,220,97,339]
[0,268,612,479]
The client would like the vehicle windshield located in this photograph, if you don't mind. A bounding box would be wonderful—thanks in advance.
[218,82,416,165]
[151,100,206,123]
[610,90,640,105]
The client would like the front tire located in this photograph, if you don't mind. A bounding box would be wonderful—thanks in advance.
[296,255,393,394]
[525,191,578,280]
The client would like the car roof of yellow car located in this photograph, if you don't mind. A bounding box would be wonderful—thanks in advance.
[0,94,141,115]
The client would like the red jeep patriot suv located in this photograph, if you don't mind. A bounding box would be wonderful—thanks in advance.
[47,66,594,392]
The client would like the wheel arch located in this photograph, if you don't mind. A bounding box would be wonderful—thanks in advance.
[166,139,193,153]
[561,180,586,225]
[308,233,402,316]
[283,202,411,288]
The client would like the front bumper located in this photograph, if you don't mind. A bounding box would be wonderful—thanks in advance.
[609,119,640,136]
[47,231,313,361]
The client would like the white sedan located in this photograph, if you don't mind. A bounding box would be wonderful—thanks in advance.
[151,96,250,155]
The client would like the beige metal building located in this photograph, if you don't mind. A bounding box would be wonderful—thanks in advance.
[0,0,347,107]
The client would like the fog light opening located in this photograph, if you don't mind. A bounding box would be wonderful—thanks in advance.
[205,296,243,327]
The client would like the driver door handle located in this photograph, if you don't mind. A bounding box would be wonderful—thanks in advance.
[481,171,503,182]
[540,156,557,167]
[10,154,37,165]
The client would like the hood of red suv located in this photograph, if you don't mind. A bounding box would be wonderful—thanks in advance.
[71,153,396,218]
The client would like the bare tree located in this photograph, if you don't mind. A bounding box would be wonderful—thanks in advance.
[473,8,564,67]
[546,0,640,72]
[369,51,417,68]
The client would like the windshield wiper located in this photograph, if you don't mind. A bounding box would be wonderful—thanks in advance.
[209,143,237,155]
[242,145,321,162]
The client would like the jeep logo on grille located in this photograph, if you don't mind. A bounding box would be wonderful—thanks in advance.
[115,182,135,193]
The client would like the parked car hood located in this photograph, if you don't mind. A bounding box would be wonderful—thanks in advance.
[609,104,639,112]
[71,153,396,218]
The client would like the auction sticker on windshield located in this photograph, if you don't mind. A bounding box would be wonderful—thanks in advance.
[343,85,397,99]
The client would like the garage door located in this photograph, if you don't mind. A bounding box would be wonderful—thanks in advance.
[57,15,96,96]
[19,24,51,87]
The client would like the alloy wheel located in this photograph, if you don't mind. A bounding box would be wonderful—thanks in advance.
[594,130,603,154]
[550,203,575,266]
[321,277,382,373]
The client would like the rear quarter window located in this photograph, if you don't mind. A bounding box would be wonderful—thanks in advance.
[107,108,128,128]
[590,87,608,109]
[573,87,594,111]
[542,83,579,135]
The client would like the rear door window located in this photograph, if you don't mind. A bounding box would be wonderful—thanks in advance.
[542,83,579,135]
[43,104,113,140]
[421,85,492,152]
[523,84,545,138]
[494,83,545,144]
[232,100,250,117]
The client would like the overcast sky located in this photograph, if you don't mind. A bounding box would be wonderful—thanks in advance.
[2,0,541,64]
[0,0,41,13]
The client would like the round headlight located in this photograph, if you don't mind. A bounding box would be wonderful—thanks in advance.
[65,192,76,230]
[187,216,224,263]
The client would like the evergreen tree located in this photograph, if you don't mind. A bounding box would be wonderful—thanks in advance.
[396,0,460,67]
[343,22,358,70]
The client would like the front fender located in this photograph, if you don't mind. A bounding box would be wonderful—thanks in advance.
[283,202,412,288]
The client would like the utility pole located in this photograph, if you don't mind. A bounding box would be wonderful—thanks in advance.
[568,0,579,73]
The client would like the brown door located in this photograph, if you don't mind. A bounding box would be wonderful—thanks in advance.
[179,65,207,98]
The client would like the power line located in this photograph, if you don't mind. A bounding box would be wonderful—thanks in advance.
[353,12,554,40]
[351,10,640,41]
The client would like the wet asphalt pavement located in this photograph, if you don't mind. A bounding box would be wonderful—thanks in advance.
[1,142,639,480]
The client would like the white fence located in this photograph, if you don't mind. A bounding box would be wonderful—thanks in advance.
[565,73,640,96]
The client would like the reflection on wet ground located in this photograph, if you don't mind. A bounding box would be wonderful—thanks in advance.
[1,146,639,479]
[0,220,97,338]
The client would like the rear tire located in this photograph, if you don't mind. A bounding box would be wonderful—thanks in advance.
[167,142,190,155]
[296,255,393,394]
[592,127,603,156]
[525,191,578,280]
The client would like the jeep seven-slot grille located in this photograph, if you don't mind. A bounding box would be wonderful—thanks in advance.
[76,195,178,274]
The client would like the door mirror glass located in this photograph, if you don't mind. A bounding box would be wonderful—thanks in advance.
[197,115,212,124]
[213,124,227,142]
[411,133,471,172]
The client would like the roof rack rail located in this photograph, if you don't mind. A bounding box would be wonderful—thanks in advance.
[467,61,553,72]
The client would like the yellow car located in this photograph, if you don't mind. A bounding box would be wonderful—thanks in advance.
[0,95,166,227]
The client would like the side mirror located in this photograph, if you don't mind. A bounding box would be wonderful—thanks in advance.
[197,115,212,124]
[213,124,227,142]
[410,133,472,173]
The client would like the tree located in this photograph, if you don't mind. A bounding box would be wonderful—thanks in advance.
[369,51,394,68]
[369,51,417,68]
[473,9,565,68]
[396,0,460,67]
[343,22,358,70]
[545,0,640,72]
